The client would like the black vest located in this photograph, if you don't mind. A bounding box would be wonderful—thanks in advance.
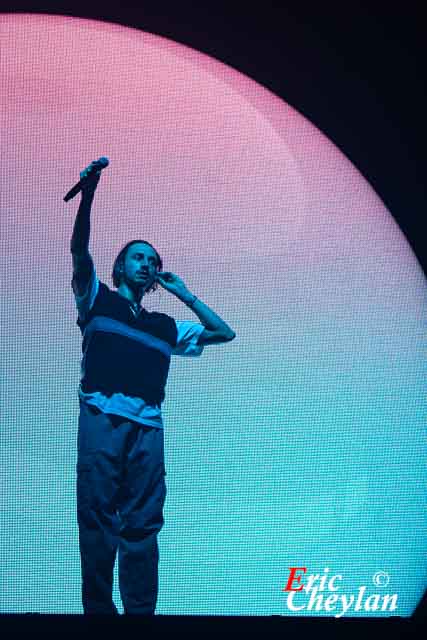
[77,281,178,406]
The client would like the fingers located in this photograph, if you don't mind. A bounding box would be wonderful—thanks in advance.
[80,161,101,194]
[80,161,101,179]
[80,163,91,179]
[158,272,173,281]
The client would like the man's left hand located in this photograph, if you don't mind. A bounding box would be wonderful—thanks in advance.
[155,272,191,299]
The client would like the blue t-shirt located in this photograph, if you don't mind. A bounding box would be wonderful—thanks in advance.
[73,266,205,428]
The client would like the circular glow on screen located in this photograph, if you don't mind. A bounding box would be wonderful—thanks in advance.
[0,13,425,616]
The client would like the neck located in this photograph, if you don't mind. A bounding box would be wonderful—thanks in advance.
[117,282,145,305]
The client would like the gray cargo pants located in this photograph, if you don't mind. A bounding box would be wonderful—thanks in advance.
[76,399,167,615]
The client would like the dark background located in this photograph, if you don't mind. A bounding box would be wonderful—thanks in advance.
[2,1,424,274]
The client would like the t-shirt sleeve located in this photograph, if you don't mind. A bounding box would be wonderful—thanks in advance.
[73,266,99,323]
[172,320,205,356]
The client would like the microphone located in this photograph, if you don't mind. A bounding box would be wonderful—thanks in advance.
[64,157,109,202]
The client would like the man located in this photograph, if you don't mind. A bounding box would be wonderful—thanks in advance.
[71,161,236,615]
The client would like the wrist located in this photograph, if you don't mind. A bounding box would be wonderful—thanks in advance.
[182,293,198,307]
[81,189,96,200]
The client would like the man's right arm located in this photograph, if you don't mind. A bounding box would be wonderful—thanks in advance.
[70,167,100,297]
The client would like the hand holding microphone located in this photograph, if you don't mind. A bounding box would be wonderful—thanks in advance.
[64,157,109,202]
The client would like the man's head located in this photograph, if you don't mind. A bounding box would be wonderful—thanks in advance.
[112,240,163,294]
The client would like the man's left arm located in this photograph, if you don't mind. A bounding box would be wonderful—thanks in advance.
[155,271,236,345]
[181,294,236,345]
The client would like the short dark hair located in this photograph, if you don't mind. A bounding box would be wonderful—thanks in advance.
[112,240,163,293]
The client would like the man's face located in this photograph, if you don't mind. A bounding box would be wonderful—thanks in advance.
[123,242,158,291]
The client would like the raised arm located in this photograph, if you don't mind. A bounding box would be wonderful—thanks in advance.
[70,163,101,297]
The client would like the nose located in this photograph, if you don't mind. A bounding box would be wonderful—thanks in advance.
[139,261,151,273]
